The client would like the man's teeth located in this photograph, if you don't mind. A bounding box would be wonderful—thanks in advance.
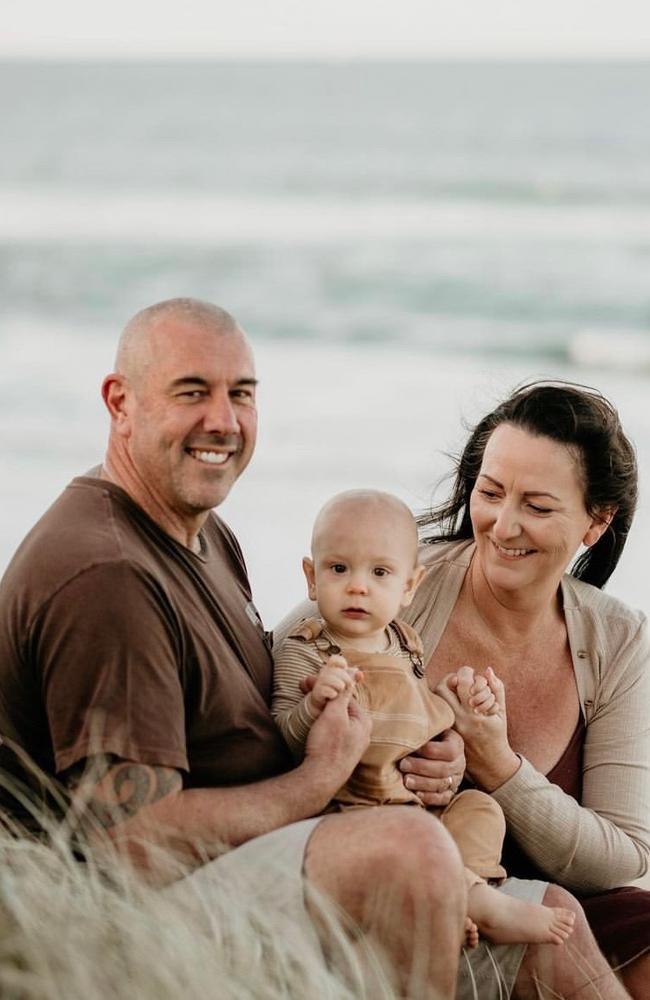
[191,450,228,465]
[495,543,530,557]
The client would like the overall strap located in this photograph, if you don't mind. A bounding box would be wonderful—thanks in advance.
[389,620,425,678]
[286,617,345,666]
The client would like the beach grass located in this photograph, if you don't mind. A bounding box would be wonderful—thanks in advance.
[0,824,397,1000]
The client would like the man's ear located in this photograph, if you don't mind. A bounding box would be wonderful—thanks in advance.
[102,373,132,437]
[302,557,317,601]
[401,563,426,608]
[583,507,617,548]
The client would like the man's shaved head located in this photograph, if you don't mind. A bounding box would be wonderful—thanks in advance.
[115,298,240,386]
[312,489,419,563]
[101,297,257,547]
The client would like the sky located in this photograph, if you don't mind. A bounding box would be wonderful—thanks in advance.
[4,0,650,59]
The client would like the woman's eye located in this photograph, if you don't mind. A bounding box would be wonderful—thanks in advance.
[479,489,500,500]
[528,504,552,515]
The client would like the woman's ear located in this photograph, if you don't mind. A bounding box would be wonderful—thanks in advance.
[583,507,617,548]
[302,557,317,600]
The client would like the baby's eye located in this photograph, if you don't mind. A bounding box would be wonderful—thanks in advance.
[373,567,389,577]
[331,564,347,574]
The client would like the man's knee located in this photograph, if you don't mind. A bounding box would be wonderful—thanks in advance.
[388,807,465,890]
[307,806,465,909]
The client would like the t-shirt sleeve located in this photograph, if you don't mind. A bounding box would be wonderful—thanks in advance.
[33,560,188,775]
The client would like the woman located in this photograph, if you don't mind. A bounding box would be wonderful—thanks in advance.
[403,381,650,998]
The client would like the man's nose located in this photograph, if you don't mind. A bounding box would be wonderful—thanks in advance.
[202,390,239,435]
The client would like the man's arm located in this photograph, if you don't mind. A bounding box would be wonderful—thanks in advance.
[65,688,371,882]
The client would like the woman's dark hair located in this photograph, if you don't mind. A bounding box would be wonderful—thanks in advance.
[418,380,638,589]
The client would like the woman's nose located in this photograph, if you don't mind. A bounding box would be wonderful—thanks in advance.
[493,502,520,541]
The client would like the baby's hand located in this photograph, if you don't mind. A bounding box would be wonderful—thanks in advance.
[449,665,503,716]
[468,672,499,716]
[308,654,361,713]
[447,665,496,716]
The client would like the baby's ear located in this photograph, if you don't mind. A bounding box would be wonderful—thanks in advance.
[401,564,426,607]
[302,557,317,600]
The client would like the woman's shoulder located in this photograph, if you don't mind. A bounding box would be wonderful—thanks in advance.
[562,574,648,675]
[562,574,647,630]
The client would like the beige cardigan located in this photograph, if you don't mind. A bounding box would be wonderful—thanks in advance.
[404,539,650,893]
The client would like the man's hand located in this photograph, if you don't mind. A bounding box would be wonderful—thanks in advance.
[398,728,466,807]
[303,682,371,792]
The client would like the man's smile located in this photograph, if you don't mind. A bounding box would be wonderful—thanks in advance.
[186,447,234,466]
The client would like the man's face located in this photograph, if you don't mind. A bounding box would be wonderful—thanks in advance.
[124,319,257,519]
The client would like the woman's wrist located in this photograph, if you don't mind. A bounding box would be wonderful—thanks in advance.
[467,748,521,793]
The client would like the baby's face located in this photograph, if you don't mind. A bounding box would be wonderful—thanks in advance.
[304,505,423,642]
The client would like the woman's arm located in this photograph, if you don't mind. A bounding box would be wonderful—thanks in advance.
[494,620,650,892]
[437,629,650,893]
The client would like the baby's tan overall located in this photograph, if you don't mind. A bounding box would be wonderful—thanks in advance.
[288,618,506,888]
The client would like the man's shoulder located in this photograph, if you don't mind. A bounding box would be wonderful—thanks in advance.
[1,476,154,606]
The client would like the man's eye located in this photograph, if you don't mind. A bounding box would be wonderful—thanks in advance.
[230,389,255,406]
[179,390,205,399]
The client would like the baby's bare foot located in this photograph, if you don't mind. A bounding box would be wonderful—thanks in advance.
[464,916,479,949]
[468,883,575,946]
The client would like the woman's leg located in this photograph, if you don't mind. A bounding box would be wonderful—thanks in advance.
[514,885,630,1000]
[619,951,650,1000]
[580,885,650,1000]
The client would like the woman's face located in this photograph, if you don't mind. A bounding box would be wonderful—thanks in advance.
[469,423,606,598]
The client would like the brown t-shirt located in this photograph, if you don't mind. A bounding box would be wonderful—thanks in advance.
[0,476,292,817]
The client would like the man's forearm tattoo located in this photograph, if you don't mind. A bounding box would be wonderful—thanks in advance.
[66,758,182,832]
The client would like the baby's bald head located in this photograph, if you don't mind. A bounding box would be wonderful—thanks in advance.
[311,489,419,565]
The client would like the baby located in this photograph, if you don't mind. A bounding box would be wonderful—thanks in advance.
[272,489,574,947]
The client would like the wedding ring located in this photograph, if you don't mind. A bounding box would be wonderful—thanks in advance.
[447,776,453,788]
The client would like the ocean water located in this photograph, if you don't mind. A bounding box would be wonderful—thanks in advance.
[1,59,649,621]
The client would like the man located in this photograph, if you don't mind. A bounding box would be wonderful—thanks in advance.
[0,299,466,998]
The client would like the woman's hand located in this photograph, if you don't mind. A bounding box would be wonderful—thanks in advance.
[436,666,520,792]
[399,728,466,807]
